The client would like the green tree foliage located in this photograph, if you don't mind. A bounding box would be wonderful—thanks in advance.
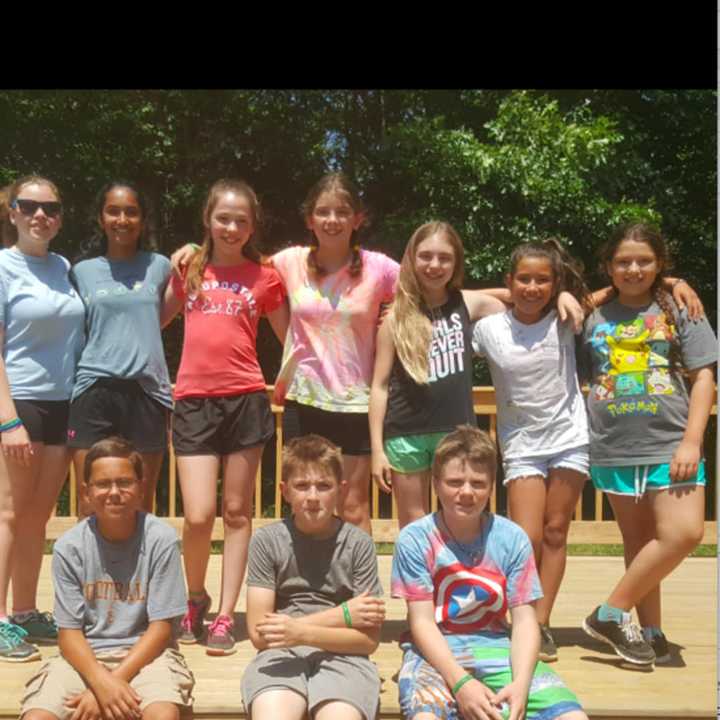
[0,88,715,322]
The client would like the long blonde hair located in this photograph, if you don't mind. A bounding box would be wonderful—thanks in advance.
[388,221,465,385]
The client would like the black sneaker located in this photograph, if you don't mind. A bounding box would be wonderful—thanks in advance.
[178,593,212,644]
[649,631,670,664]
[582,606,655,665]
[539,624,558,662]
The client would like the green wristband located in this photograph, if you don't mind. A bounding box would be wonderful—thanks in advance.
[0,418,23,433]
[341,601,352,628]
[451,673,474,696]
[189,243,201,251]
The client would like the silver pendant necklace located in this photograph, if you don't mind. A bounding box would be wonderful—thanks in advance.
[439,511,487,567]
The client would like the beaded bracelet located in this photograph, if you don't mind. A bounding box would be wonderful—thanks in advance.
[341,601,352,628]
[0,418,23,433]
[451,673,474,697]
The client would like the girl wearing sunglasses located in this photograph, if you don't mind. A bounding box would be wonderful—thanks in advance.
[0,175,85,661]
[67,181,174,516]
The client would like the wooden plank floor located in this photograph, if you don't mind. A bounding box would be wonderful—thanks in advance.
[2,555,715,719]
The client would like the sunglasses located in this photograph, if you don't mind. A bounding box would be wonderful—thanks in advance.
[11,199,63,218]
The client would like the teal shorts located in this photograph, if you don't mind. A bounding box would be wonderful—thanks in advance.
[591,460,706,498]
[384,432,448,473]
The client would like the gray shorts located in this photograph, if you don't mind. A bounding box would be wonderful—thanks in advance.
[21,648,194,720]
[241,645,380,720]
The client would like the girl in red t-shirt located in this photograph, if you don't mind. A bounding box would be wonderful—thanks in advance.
[164,179,288,656]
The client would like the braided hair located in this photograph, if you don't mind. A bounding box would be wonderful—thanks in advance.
[301,173,366,279]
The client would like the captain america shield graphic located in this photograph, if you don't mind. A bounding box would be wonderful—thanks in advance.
[433,562,507,633]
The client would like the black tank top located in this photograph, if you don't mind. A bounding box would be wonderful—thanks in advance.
[384,290,476,438]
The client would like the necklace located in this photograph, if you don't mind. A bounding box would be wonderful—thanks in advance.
[439,511,487,567]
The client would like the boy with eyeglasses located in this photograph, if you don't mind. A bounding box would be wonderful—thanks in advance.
[20,436,194,720]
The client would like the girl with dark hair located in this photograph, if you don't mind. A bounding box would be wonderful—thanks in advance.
[68,181,173,513]
[471,239,593,663]
[581,223,716,667]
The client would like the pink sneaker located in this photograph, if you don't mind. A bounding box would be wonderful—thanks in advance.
[178,593,211,644]
[206,614,236,656]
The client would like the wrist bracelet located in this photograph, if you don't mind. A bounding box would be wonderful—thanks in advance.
[189,243,201,251]
[451,673,474,696]
[341,601,352,628]
[0,418,23,433]
[669,278,686,289]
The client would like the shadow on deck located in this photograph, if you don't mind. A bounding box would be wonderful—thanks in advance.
[2,555,715,720]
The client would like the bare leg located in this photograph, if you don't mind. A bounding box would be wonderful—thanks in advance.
[314,699,363,720]
[607,493,659,626]
[217,446,263,617]
[507,475,546,565]
[249,688,307,720]
[21,711,59,720]
[607,486,704,613]
[391,470,431,529]
[72,448,91,517]
[534,468,585,626]
[11,444,70,613]
[142,702,180,720]
[140,451,165,514]
[177,455,220,595]
[337,455,371,534]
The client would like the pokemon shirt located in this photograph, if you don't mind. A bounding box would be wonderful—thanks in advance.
[582,299,717,466]
[391,513,541,651]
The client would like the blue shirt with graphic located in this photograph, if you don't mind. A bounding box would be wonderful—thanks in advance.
[391,512,541,651]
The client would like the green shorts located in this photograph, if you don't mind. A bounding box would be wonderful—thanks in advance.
[591,460,706,498]
[384,432,448,473]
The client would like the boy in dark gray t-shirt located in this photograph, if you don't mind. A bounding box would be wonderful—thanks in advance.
[21,437,193,720]
[242,434,385,720]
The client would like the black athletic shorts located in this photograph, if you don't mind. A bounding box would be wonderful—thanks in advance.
[282,400,370,456]
[15,399,70,445]
[67,379,169,453]
[172,391,274,456]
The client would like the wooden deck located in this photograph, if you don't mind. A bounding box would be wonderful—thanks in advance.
[2,554,715,719]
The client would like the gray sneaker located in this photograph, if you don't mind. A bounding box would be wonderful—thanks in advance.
[178,593,212,644]
[539,624,558,662]
[10,611,58,644]
[0,622,41,663]
[583,606,655,665]
[206,614,236,656]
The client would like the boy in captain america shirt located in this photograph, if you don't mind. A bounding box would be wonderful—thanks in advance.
[391,425,586,720]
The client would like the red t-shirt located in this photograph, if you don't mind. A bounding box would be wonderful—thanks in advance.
[173,262,286,399]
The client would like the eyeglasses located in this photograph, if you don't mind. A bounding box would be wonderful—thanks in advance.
[11,199,63,218]
[88,479,138,492]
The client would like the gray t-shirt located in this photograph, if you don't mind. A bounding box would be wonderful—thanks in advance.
[0,248,84,400]
[52,513,187,652]
[246,518,383,618]
[582,298,717,466]
[70,252,172,407]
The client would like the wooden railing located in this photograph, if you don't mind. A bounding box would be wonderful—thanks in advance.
[49,387,718,545]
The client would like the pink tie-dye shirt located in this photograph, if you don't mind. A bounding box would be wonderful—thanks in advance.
[272,246,399,412]
[392,512,541,647]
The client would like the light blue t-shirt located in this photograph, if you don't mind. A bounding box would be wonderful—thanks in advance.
[0,248,85,400]
[70,252,172,408]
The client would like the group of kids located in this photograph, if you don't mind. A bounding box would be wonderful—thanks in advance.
[0,170,713,720]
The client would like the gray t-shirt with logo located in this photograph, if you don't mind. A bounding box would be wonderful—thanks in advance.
[52,513,186,651]
[247,518,383,619]
[70,252,172,407]
[582,298,717,466]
